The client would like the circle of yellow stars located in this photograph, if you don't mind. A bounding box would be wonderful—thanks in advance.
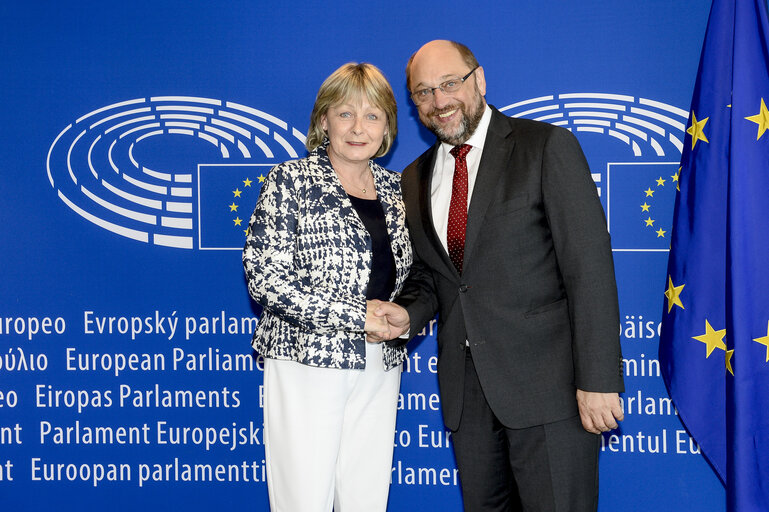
[231,175,265,235]
[665,275,769,376]
[640,172,678,239]
[663,99,769,376]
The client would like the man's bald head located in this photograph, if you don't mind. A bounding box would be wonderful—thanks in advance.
[405,40,479,92]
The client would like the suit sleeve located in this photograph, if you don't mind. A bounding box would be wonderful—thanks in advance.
[388,164,440,346]
[542,127,624,392]
[242,164,366,334]
[389,240,439,346]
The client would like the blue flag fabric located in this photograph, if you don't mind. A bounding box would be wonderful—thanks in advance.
[659,0,769,509]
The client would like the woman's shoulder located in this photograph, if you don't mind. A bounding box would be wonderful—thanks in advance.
[272,152,316,171]
[267,152,324,181]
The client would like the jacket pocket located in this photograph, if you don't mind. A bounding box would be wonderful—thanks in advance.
[524,297,568,318]
[486,193,529,219]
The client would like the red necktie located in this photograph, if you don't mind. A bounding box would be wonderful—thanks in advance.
[447,144,471,273]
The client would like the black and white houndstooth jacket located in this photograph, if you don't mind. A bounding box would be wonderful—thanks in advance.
[243,145,413,370]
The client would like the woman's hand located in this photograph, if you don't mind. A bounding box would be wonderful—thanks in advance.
[364,300,390,341]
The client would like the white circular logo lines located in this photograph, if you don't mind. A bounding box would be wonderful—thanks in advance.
[47,96,306,249]
[501,92,688,157]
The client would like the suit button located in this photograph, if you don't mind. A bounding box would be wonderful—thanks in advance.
[459,284,468,293]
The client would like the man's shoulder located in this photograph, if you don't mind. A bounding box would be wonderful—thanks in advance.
[489,107,567,141]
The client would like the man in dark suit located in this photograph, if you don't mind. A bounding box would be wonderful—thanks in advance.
[375,40,625,511]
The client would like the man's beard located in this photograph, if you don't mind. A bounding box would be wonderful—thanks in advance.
[422,92,485,146]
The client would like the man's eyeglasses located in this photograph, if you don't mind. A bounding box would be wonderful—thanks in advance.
[410,66,479,105]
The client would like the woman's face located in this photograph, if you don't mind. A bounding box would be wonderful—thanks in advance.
[321,96,387,168]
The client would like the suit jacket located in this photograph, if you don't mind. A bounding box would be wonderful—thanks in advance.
[396,107,624,430]
[244,144,413,371]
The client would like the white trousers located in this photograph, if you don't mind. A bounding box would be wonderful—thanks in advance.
[263,341,401,512]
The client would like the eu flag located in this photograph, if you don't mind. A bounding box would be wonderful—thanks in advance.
[659,0,769,509]
[198,164,272,250]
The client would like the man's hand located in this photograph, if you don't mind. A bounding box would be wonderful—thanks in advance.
[365,301,410,342]
[576,390,624,434]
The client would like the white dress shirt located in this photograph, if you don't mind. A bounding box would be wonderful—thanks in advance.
[430,105,493,253]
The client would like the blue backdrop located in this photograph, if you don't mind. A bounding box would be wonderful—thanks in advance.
[1,1,723,510]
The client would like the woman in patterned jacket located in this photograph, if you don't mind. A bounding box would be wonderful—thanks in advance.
[243,63,412,511]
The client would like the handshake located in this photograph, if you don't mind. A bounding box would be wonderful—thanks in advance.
[364,300,410,342]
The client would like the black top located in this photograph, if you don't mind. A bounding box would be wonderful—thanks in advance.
[348,194,396,301]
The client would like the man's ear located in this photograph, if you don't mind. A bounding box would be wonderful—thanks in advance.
[475,66,487,97]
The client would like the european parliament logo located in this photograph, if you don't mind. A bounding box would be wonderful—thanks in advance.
[46,96,306,250]
[502,93,687,252]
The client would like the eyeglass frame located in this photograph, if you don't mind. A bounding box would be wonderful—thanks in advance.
[410,66,480,105]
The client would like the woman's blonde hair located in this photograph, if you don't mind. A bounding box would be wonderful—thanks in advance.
[306,63,397,158]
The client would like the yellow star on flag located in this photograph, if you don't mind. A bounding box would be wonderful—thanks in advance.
[641,202,651,212]
[656,177,666,186]
[229,202,239,212]
[726,350,734,376]
[656,228,666,237]
[233,217,243,226]
[692,319,727,358]
[644,217,655,227]
[645,188,655,197]
[687,111,710,149]
[753,320,769,362]
[664,276,685,313]
[243,178,253,187]
[233,188,242,198]
[672,168,680,191]
[745,98,769,140]
[258,175,266,183]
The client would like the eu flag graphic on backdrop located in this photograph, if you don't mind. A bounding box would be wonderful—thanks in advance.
[607,162,678,250]
[198,164,272,250]
[659,0,769,509]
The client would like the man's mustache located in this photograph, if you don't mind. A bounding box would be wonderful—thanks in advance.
[429,103,464,117]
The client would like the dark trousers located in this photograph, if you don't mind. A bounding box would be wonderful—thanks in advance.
[452,351,600,512]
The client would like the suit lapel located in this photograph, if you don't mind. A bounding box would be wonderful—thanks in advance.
[415,145,459,279]
[372,164,410,297]
[463,109,515,267]
[374,165,406,258]
[314,146,368,234]
[374,164,398,238]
